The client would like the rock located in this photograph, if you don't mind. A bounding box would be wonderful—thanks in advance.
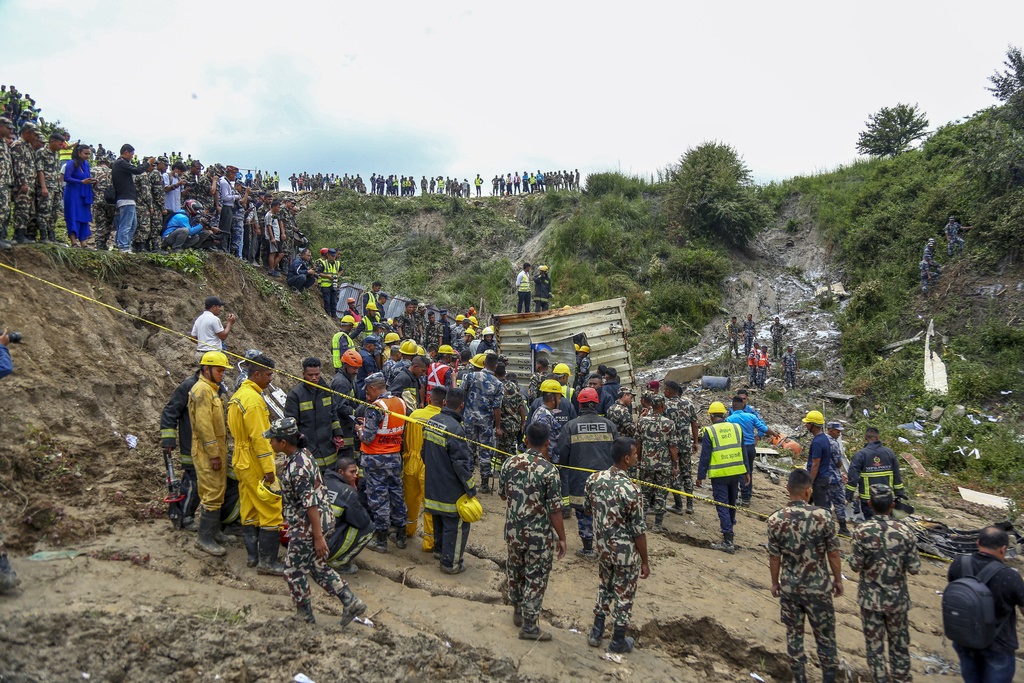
[950,405,966,418]
[914,407,930,420]
[930,406,945,421]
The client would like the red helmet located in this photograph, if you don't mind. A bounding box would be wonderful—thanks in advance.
[320,248,329,256]
[183,199,203,217]
[578,388,600,404]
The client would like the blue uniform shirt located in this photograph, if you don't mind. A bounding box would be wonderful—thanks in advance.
[807,432,833,481]
[725,411,768,445]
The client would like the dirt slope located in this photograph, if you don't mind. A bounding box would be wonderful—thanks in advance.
[0,245,1001,682]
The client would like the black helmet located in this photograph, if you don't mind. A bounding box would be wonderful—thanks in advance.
[184,199,203,216]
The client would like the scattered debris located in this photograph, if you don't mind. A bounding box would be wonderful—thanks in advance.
[603,653,625,664]
[880,331,924,353]
[26,550,86,562]
[814,283,849,299]
[294,675,316,683]
[750,674,766,682]
[125,434,138,449]
[923,319,949,395]
[957,487,1012,511]
[900,452,931,478]
[665,364,706,384]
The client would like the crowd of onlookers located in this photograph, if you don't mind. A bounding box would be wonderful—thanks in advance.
[286,170,584,197]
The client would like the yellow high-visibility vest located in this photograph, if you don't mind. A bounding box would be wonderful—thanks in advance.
[704,422,745,478]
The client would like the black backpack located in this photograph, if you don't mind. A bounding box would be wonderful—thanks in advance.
[103,185,116,205]
[942,555,1006,649]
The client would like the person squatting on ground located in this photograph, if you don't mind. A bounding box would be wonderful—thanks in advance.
[499,421,567,641]
[227,353,286,575]
[849,484,920,683]
[584,436,650,653]
[268,417,367,627]
[767,468,843,683]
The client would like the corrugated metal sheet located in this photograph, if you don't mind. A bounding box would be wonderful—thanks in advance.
[493,298,634,394]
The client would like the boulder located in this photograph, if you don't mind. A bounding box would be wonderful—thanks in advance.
[930,406,945,421]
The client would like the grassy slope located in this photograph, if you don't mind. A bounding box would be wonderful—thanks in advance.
[763,110,1024,493]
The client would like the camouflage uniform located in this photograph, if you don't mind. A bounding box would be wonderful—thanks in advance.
[766,500,840,683]
[498,448,562,622]
[782,350,798,389]
[281,447,350,611]
[526,370,545,404]
[423,320,442,351]
[584,467,645,628]
[498,377,526,458]
[148,168,165,245]
[34,146,61,241]
[10,137,37,239]
[463,368,504,483]
[742,319,756,356]
[770,321,787,359]
[575,355,591,392]
[849,502,920,683]
[528,404,562,465]
[726,320,742,358]
[358,394,407,534]
[133,173,153,249]
[605,401,635,438]
[664,396,696,506]
[826,435,847,524]
[90,164,115,248]
[635,407,679,523]
[394,313,418,341]
[0,135,11,238]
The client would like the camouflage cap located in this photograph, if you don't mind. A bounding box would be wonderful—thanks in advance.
[263,416,299,440]
[618,386,635,397]
[157,156,169,164]
[363,372,386,386]
[0,116,13,129]
[641,391,654,403]
[650,394,666,407]
[869,483,893,501]
[20,121,39,133]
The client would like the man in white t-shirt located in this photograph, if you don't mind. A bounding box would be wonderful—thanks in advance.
[163,159,185,215]
[191,296,237,363]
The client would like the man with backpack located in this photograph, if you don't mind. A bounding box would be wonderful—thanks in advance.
[945,526,1024,683]
[849,484,920,683]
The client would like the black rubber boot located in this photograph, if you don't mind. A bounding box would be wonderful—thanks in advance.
[296,602,315,624]
[513,604,523,627]
[651,515,664,533]
[587,614,606,648]
[685,497,694,514]
[256,528,285,575]
[480,476,491,494]
[368,530,388,554]
[194,509,227,557]
[839,520,850,536]
[338,586,367,627]
[518,618,552,641]
[14,230,29,245]
[389,527,407,550]
[242,526,259,568]
[608,625,635,653]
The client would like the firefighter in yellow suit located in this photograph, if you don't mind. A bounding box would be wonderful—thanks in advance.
[188,351,232,558]
[403,387,444,551]
[228,353,285,575]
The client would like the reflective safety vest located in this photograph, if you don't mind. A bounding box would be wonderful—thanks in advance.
[703,421,746,478]
[318,259,340,288]
[58,144,73,164]
[561,385,575,403]
[757,351,769,368]
[331,331,355,368]
[517,272,531,292]
[361,396,406,455]
[474,177,482,186]
[427,362,451,391]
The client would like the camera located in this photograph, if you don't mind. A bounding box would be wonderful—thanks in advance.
[7,332,22,344]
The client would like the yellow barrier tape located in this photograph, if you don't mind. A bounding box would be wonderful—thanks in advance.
[0,257,953,563]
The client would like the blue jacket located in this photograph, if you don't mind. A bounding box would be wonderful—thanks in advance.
[161,211,202,239]
[0,345,12,379]
[725,411,768,445]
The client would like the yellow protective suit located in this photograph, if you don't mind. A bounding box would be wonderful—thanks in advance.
[402,404,440,550]
[227,379,283,528]
[188,375,227,510]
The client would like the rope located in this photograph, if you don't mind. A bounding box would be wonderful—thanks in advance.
[0,257,953,564]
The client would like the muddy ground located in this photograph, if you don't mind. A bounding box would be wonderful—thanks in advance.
[0,244,1013,682]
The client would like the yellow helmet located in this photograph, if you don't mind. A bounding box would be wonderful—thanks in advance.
[456,314,465,322]
[365,301,378,311]
[199,351,231,369]
[553,363,571,376]
[574,343,580,352]
[468,316,478,325]
[257,480,282,504]
[708,401,727,416]
[579,345,591,354]
[464,328,476,338]
[563,305,571,309]
[399,340,419,355]
[539,379,563,394]
[438,344,455,355]
[482,326,494,336]
[417,345,426,356]
[802,410,825,426]
[384,332,400,344]
[340,315,356,325]
[457,494,483,523]
[470,353,487,369]
[538,265,549,272]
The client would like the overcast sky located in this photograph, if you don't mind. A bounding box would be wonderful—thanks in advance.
[3,0,1022,183]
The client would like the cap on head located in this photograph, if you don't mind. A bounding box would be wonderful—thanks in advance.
[618,387,635,398]
[204,295,224,309]
[363,335,379,346]
[363,372,386,387]
[578,387,600,403]
[263,416,299,440]
[647,380,660,390]
[650,395,666,408]
[826,421,844,431]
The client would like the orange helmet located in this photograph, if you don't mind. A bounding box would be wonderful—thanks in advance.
[341,349,363,367]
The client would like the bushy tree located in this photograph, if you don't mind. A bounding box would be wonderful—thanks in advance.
[856,104,930,158]
[665,142,769,249]
[988,44,1024,128]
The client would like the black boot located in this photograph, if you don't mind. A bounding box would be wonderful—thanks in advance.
[242,526,259,568]
[368,529,388,554]
[256,528,285,575]
[480,476,491,494]
[512,604,523,627]
[608,625,635,653]
[296,601,315,624]
[518,618,552,641]
[338,586,367,627]
[575,538,595,559]
[194,509,227,557]
[669,494,683,514]
[651,515,664,533]
[587,614,606,648]
[839,520,849,536]
[14,230,29,245]
[389,526,407,550]
[711,532,735,554]
[45,229,56,244]
[685,497,694,514]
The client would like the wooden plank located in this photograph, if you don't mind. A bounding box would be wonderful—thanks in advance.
[821,391,855,401]
[664,364,707,384]
[900,452,931,478]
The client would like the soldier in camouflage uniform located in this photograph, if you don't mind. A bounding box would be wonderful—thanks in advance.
[726,316,741,358]
[394,301,419,341]
[423,311,442,351]
[526,357,549,404]
[529,380,564,467]
[743,314,756,357]
[132,160,154,251]
[767,468,843,683]
[463,352,504,491]
[782,345,798,389]
[10,123,39,244]
[497,365,527,459]
[90,156,115,249]
[769,317,787,359]
[634,395,679,533]
[663,381,698,515]
[825,422,849,536]
[268,417,368,627]
[849,484,920,683]
[498,421,567,641]
[0,117,14,247]
[605,387,635,438]
[147,160,166,249]
[583,436,649,653]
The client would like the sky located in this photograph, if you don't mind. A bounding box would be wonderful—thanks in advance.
[3,0,1022,183]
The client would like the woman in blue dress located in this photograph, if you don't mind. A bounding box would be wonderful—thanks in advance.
[63,144,96,248]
